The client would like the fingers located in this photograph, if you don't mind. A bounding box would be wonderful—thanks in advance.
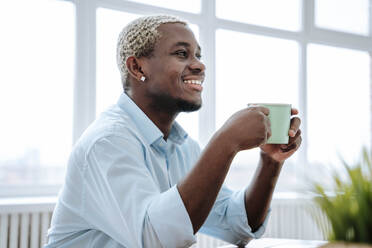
[248,105,298,115]
[288,117,301,137]
[289,134,302,151]
[291,108,299,115]
[281,129,302,152]
[266,123,272,141]
[246,104,271,145]
[288,129,301,145]
[248,104,270,116]
[260,107,270,116]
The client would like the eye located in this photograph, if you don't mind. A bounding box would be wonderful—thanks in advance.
[196,53,202,60]
[174,50,188,58]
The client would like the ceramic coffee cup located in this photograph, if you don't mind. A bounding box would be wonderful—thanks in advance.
[249,103,292,144]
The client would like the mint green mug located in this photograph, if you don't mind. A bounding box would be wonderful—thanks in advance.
[249,103,292,144]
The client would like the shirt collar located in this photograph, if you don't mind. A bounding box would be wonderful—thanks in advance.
[117,93,188,145]
[168,121,188,145]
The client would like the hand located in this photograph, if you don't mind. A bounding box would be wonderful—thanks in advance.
[260,108,302,162]
[219,106,272,152]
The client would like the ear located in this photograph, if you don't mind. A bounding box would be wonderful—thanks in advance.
[126,56,145,81]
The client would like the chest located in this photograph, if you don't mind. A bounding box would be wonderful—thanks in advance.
[143,143,194,192]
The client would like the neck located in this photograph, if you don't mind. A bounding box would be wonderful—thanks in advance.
[126,91,179,140]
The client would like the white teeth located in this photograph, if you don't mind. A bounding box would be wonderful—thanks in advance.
[183,80,202,85]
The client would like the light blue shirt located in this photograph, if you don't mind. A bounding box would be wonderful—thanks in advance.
[45,93,268,248]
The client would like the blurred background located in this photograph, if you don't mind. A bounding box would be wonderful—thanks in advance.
[0,0,371,247]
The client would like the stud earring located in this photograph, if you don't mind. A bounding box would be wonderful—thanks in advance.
[140,76,146,82]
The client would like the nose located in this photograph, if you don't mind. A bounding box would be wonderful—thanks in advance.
[189,58,206,74]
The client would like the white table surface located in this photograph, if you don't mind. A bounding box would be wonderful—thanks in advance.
[220,238,327,248]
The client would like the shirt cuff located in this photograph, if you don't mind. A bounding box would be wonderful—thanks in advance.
[147,185,196,248]
[227,189,271,240]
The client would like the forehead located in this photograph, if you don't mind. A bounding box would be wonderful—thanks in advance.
[155,23,200,50]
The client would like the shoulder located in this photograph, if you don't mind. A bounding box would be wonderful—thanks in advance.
[176,136,202,169]
[72,105,146,161]
[182,136,201,155]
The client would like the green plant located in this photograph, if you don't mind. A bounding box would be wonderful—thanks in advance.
[313,147,372,244]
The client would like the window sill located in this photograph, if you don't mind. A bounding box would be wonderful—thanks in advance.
[0,184,62,198]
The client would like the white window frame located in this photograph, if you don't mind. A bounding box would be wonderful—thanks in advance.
[72,0,371,176]
[2,0,371,197]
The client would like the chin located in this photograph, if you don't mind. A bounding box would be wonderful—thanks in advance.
[147,92,202,113]
[177,99,202,112]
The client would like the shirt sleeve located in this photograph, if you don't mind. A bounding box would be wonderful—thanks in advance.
[199,185,271,246]
[82,135,196,248]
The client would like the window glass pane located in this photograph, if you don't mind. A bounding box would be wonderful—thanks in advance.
[0,0,75,186]
[127,0,200,13]
[315,0,369,35]
[216,30,299,192]
[97,9,199,140]
[96,9,141,116]
[216,0,301,31]
[308,44,370,169]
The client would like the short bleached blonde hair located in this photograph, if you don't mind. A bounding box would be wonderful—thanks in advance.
[117,15,187,91]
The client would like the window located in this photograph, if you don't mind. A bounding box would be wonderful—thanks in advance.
[2,0,371,196]
[96,9,141,115]
[315,0,369,35]
[216,30,299,129]
[0,0,75,191]
[126,0,201,13]
[216,30,299,191]
[216,0,302,31]
[307,44,370,167]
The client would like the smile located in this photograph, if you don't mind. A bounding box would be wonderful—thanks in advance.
[182,79,203,92]
[183,80,202,85]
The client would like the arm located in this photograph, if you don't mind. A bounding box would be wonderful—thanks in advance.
[84,136,196,248]
[245,109,302,231]
[177,130,237,233]
[244,152,283,231]
[178,107,302,235]
[177,106,272,233]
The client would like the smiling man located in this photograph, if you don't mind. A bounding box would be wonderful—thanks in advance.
[45,15,302,248]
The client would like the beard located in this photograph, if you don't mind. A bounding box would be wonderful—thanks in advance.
[176,98,202,112]
[148,92,202,113]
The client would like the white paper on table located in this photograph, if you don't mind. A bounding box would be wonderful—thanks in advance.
[245,238,327,248]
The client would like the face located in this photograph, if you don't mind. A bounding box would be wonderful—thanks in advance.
[141,23,206,113]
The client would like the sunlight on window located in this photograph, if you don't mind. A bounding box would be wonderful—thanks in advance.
[0,0,75,185]
[96,9,141,116]
[216,29,299,191]
[216,30,299,131]
[216,0,301,31]
[315,0,369,35]
[308,44,370,167]
[126,0,201,13]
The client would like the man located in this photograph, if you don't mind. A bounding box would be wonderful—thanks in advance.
[46,15,301,248]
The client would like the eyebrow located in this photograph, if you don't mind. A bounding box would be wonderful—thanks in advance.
[173,41,201,53]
